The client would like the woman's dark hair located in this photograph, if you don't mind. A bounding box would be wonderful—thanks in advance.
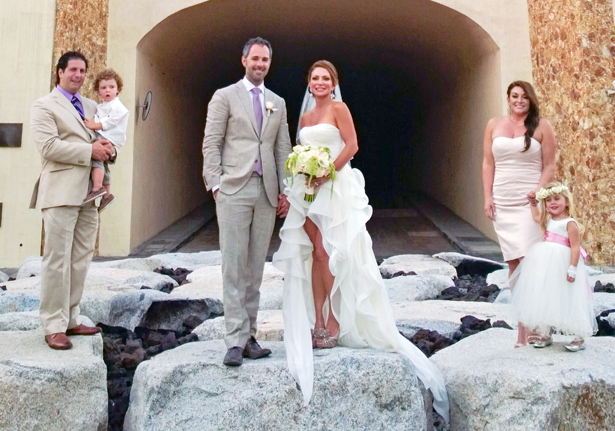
[507,81,540,152]
[55,51,88,86]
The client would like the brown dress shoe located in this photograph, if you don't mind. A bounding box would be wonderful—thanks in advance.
[243,336,272,359]
[223,346,244,366]
[66,324,102,336]
[45,333,72,350]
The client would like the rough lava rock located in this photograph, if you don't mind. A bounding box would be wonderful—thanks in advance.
[124,340,432,431]
[0,319,107,431]
[431,328,615,431]
[380,254,457,279]
[433,252,506,277]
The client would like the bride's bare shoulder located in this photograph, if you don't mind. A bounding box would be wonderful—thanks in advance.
[300,110,316,128]
[331,100,349,112]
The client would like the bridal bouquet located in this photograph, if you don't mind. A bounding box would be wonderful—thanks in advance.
[285,145,336,202]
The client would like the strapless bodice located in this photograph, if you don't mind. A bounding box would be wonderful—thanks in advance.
[492,136,542,169]
[298,124,344,160]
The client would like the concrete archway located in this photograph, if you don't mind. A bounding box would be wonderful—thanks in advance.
[103,0,532,255]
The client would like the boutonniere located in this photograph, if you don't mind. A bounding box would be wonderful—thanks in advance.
[265,101,278,117]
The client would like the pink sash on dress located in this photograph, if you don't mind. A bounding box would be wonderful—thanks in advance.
[544,230,592,297]
[543,231,588,259]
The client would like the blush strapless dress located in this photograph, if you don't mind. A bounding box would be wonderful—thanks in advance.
[272,123,449,421]
[491,136,543,261]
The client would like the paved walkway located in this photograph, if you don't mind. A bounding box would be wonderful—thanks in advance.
[144,195,504,262]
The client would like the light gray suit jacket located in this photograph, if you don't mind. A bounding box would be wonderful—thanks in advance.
[30,88,98,209]
[202,81,292,206]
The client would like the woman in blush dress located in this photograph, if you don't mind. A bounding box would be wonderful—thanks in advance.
[482,81,557,347]
[273,60,449,422]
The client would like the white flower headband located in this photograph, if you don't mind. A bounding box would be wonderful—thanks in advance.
[536,183,569,200]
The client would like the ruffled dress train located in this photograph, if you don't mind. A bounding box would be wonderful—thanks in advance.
[272,124,449,421]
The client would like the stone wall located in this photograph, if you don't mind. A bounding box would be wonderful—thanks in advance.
[52,0,109,255]
[528,0,615,264]
[52,0,109,99]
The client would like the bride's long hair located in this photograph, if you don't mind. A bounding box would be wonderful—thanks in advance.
[507,80,540,152]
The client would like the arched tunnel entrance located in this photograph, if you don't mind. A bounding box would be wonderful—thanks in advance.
[130,0,502,253]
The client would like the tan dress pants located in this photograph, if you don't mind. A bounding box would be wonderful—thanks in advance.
[216,175,276,349]
[39,203,98,335]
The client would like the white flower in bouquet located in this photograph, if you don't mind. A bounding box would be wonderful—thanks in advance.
[285,145,337,202]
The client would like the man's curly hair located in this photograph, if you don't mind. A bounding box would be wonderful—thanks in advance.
[94,68,123,93]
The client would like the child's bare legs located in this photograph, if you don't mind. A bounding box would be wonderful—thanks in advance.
[92,167,105,191]
[104,184,111,196]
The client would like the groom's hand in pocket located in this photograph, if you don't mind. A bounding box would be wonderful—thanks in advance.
[277,194,290,218]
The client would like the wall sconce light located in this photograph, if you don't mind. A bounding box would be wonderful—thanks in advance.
[137,91,152,121]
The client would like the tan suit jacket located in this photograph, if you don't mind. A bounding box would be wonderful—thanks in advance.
[202,81,292,206]
[30,87,97,209]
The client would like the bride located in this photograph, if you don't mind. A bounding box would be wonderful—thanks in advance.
[272,60,449,422]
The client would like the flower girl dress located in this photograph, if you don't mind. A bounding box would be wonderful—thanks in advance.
[512,217,597,338]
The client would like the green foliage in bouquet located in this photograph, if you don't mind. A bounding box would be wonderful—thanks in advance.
[285,145,337,201]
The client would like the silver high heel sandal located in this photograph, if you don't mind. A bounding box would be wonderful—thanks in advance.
[312,328,327,349]
[315,329,339,349]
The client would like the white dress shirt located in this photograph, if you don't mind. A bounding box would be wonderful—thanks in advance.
[95,97,129,148]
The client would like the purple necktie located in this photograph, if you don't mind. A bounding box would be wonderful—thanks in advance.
[251,88,263,175]
[71,96,84,120]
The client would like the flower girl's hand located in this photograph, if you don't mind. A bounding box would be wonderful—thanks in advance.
[566,265,577,282]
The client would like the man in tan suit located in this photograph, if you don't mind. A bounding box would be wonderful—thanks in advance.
[202,38,292,366]
[30,51,115,349]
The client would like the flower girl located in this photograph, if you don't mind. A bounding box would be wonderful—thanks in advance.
[511,181,597,351]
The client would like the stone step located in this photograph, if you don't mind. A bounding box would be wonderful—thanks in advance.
[431,328,615,430]
[0,322,107,431]
[124,340,432,431]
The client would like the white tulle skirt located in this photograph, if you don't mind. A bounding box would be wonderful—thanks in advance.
[272,164,449,422]
[511,241,597,338]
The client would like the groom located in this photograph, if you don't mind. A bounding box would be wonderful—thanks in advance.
[202,37,292,366]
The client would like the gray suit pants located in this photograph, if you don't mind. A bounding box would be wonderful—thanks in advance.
[216,174,276,349]
[40,202,98,335]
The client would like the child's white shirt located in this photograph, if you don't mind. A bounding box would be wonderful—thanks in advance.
[95,97,129,149]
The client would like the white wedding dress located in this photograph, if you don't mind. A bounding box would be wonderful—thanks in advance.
[272,123,449,421]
